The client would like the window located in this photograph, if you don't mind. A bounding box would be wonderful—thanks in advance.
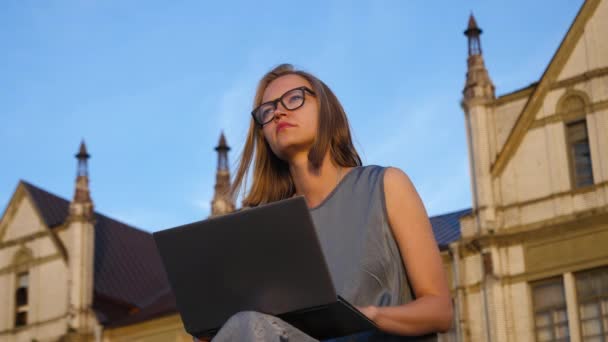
[576,267,608,341]
[15,272,29,327]
[566,119,594,188]
[532,278,570,341]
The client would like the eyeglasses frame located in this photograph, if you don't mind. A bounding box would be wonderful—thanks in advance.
[251,86,317,127]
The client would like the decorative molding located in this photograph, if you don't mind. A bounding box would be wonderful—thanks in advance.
[12,246,34,273]
[491,67,608,113]
[499,256,608,286]
[458,207,608,256]
[0,312,68,336]
[0,253,63,276]
[0,231,48,249]
[490,0,601,177]
[551,66,608,90]
[496,180,608,212]
[494,84,536,106]
[530,99,608,129]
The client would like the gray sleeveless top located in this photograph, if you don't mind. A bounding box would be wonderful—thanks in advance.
[309,166,437,342]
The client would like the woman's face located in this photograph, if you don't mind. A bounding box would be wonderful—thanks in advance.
[260,74,319,161]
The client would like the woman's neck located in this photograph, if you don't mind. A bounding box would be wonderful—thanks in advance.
[288,152,345,208]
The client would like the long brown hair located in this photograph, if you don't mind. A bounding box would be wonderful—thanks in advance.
[231,64,362,207]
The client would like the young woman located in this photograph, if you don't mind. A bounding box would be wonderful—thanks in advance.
[202,64,452,341]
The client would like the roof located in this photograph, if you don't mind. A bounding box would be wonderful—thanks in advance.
[21,181,176,326]
[467,14,480,31]
[18,180,470,326]
[76,140,90,159]
[215,131,230,151]
[429,208,472,250]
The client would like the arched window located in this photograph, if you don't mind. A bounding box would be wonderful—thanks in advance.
[13,248,32,328]
[15,272,29,327]
[566,119,594,188]
[558,93,594,189]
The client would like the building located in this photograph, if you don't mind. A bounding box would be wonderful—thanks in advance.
[2,1,606,340]
[0,140,190,342]
[445,0,608,341]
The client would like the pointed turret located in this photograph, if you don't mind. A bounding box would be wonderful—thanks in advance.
[66,140,97,340]
[461,13,497,236]
[211,132,235,217]
[215,132,230,171]
[69,140,94,221]
[465,14,483,56]
[462,13,495,105]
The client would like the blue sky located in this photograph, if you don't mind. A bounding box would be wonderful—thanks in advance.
[1,0,583,232]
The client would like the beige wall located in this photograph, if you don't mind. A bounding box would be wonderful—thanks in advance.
[1,196,45,242]
[509,282,533,341]
[558,0,608,81]
[493,96,528,159]
[534,88,566,120]
[494,85,607,231]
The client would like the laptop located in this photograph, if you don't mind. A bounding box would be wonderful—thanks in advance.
[153,196,377,340]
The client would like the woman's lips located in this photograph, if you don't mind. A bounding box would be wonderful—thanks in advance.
[276,122,295,133]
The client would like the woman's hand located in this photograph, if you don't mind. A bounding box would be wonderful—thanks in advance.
[357,305,380,322]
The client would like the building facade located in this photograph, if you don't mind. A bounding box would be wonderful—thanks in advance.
[445,0,608,341]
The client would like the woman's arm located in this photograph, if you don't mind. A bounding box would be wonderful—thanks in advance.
[359,167,453,335]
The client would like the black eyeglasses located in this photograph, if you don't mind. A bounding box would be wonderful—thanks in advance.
[251,86,316,127]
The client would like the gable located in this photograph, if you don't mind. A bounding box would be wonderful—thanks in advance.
[558,0,608,82]
[0,184,48,244]
[491,0,602,177]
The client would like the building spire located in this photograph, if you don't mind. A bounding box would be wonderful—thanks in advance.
[211,131,235,217]
[465,13,483,56]
[69,140,94,221]
[215,131,230,171]
[462,13,495,105]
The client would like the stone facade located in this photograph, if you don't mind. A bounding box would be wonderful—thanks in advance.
[443,1,608,341]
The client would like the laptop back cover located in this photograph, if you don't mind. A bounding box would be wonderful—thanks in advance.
[153,197,338,336]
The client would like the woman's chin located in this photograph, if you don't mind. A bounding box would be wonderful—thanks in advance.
[272,143,311,162]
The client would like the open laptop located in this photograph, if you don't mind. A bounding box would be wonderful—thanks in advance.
[153,196,377,340]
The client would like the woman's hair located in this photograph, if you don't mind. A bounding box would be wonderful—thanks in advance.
[231,64,362,207]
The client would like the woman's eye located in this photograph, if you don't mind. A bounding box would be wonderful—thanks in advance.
[287,94,303,104]
[261,107,274,118]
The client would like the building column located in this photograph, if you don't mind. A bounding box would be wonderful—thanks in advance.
[564,272,581,342]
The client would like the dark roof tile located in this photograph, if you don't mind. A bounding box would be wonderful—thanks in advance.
[22,181,70,228]
[429,208,471,250]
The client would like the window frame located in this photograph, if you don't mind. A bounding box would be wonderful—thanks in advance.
[14,271,29,328]
[574,266,608,340]
[530,276,571,342]
[565,118,595,190]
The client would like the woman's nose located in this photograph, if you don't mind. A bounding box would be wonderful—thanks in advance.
[273,104,288,119]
